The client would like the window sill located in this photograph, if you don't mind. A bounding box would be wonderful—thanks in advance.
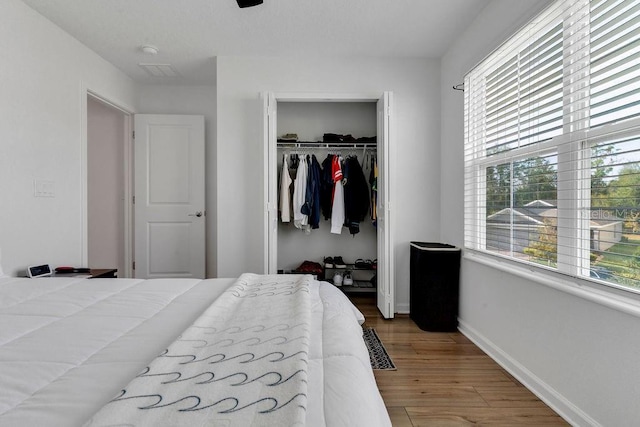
[463,250,640,319]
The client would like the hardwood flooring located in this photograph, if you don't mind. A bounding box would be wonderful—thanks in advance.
[350,295,569,426]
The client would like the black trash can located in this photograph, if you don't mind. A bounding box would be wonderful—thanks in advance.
[410,242,461,332]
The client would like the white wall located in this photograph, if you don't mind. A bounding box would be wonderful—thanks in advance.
[137,84,217,277]
[441,0,640,425]
[217,56,441,311]
[0,0,136,276]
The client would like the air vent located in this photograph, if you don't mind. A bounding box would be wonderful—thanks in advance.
[138,63,180,77]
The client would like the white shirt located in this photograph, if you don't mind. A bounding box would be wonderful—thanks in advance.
[280,153,293,222]
[331,156,345,234]
[293,156,309,231]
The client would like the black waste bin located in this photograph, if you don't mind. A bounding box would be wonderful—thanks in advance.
[410,242,461,332]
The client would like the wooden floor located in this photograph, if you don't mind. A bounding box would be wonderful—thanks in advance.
[350,295,569,426]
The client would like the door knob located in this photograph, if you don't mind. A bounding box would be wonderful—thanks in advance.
[189,211,203,217]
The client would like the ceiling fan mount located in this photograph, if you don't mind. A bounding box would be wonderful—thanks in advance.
[236,0,263,7]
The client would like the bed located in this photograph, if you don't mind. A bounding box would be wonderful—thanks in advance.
[0,273,390,426]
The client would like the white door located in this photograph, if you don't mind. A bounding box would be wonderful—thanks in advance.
[264,93,278,273]
[377,92,395,319]
[134,114,205,279]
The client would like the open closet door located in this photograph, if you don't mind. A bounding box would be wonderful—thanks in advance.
[377,92,395,319]
[263,92,278,273]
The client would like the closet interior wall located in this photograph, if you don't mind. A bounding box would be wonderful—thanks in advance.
[276,102,378,272]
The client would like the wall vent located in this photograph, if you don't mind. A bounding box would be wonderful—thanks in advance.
[138,63,180,77]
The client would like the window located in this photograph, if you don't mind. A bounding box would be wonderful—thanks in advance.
[484,153,558,264]
[465,0,640,292]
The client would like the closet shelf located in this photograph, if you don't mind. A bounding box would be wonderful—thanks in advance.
[324,263,375,271]
[277,141,377,149]
[338,282,376,294]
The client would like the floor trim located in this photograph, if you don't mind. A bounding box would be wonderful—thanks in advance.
[458,319,600,427]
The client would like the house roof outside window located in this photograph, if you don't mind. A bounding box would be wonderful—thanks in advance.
[487,200,623,229]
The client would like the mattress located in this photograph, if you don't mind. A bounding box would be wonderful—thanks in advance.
[0,274,390,426]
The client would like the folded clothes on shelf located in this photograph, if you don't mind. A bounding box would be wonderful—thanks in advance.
[322,133,377,143]
[277,133,298,142]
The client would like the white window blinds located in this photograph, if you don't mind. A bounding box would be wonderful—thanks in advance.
[464,0,640,292]
[590,0,640,127]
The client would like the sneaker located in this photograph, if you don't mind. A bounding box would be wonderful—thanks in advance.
[355,259,374,269]
[343,271,353,286]
[333,256,347,268]
[324,257,334,268]
[332,272,343,287]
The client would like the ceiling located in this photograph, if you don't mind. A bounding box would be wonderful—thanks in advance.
[21,0,490,85]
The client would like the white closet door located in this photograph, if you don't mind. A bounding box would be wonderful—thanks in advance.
[264,92,278,273]
[377,92,395,319]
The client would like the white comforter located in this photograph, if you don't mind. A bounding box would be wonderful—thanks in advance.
[0,275,390,427]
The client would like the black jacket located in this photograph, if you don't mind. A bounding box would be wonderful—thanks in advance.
[301,155,322,229]
[320,154,335,220]
[342,156,370,235]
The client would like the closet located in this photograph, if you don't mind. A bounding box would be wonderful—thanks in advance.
[263,92,394,318]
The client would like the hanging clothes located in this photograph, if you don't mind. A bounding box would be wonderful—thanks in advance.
[292,155,309,232]
[370,156,378,227]
[301,154,322,229]
[279,153,293,222]
[343,155,370,235]
[330,155,345,234]
[320,154,334,220]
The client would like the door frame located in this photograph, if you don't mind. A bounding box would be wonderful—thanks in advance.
[262,91,395,317]
[81,85,135,277]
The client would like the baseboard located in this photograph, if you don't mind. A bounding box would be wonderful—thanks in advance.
[395,302,410,314]
[458,319,600,427]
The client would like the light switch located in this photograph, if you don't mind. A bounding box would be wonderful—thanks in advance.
[34,179,55,198]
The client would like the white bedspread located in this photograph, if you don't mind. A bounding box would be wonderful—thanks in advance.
[0,274,390,427]
[86,273,312,426]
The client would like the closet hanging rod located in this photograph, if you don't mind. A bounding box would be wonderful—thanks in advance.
[276,141,377,149]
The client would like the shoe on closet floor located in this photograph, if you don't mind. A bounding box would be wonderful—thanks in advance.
[333,256,347,268]
[343,271,353,286]
[332,272,343,287]
[354,259,372,269]
[294,260,323,276]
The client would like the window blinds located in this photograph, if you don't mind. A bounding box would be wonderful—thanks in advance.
[464,0,640,291]
[590,0,640,127]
